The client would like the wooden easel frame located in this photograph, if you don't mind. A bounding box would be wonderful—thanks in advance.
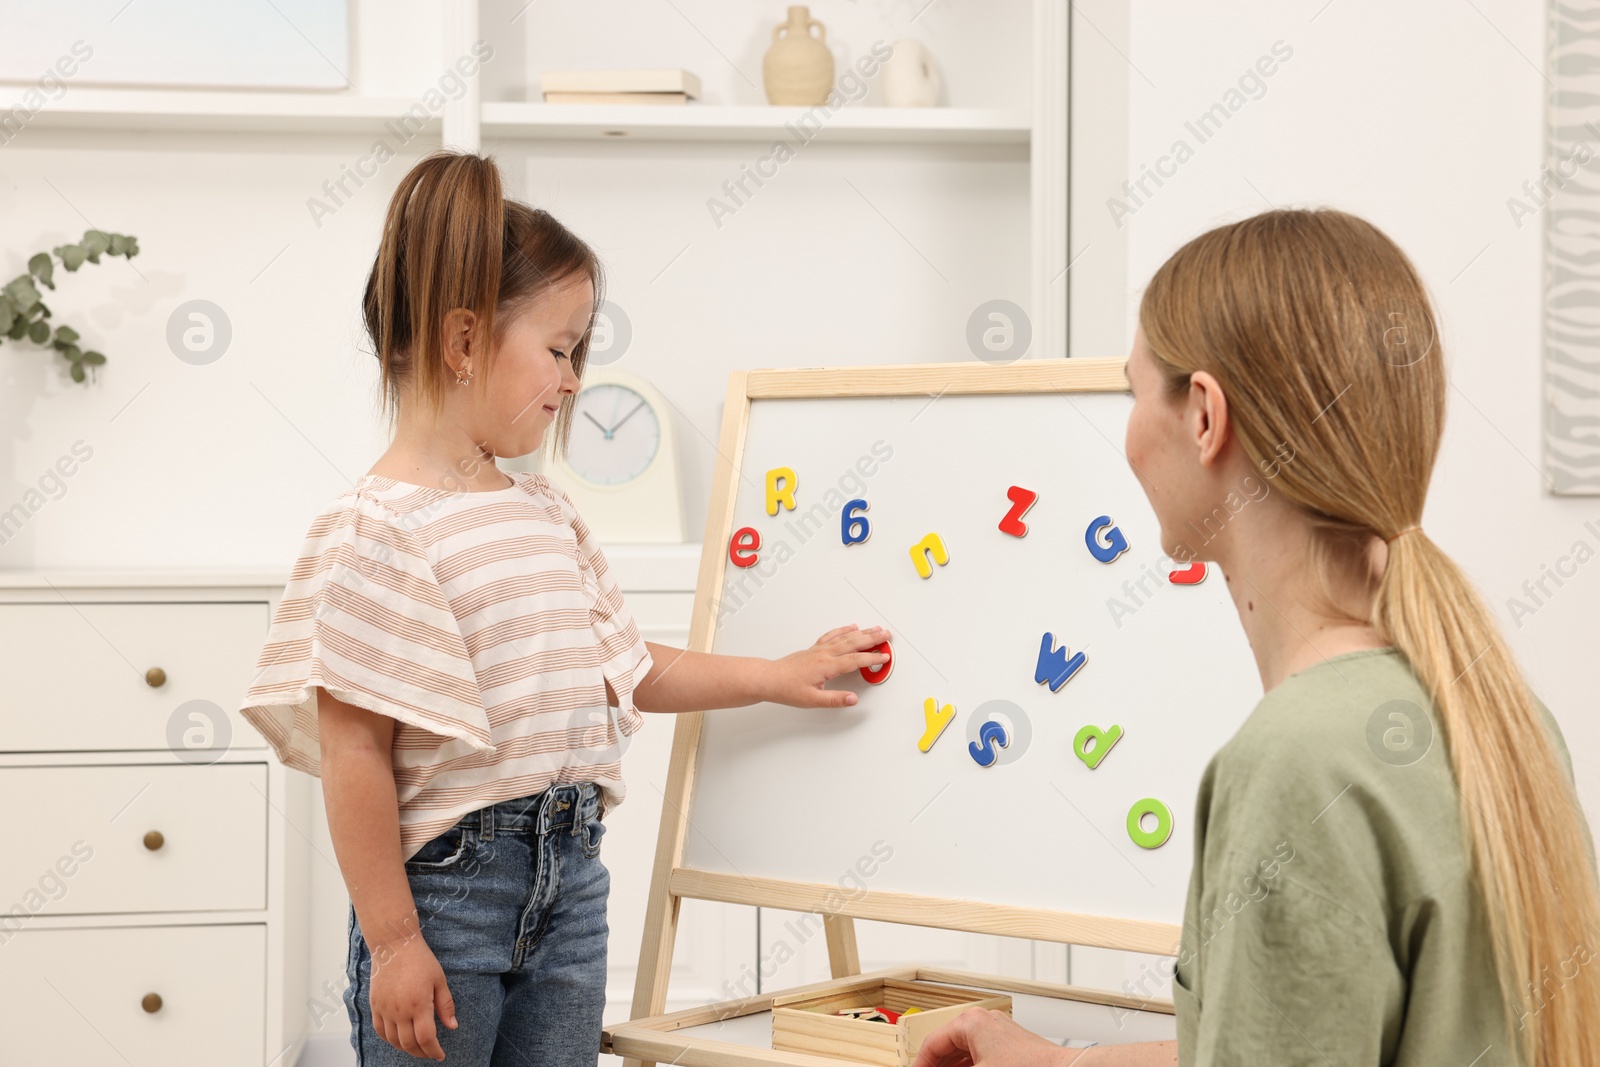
[615,361,1179,1067]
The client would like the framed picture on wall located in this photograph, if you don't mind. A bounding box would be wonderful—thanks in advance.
[0,0,350,90]
[1544,0,1600,494]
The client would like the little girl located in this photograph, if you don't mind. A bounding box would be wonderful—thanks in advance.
[240,150,890,1066]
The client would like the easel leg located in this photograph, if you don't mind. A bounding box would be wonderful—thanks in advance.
[823,914,861,979]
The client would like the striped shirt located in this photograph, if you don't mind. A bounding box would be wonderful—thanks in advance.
[239,470,653,860]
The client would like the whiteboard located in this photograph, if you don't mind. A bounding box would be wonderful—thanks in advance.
[680,380,1263,935]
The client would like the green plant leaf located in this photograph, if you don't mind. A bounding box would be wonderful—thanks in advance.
[121,236,140,258]
[28,253,55,289]
[37,302,50,318]
[3,275,40,312]
[82,350,105,365]
[55,243,86,271]
[54,324,79,345]
[70,361,85,383]
[0,296,14,335]
[82,230,110,262]
[7,317,28,340]
[60,343,82,361]
[28,319,49,344]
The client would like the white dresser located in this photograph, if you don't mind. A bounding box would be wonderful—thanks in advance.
[0,572,311,1067]
[0,553,733,1067]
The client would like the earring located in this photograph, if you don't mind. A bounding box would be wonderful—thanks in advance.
[456,364,472,386]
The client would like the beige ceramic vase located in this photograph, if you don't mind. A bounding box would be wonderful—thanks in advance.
[762,5,835,105]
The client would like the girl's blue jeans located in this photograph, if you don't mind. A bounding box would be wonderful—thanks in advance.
[343,782,611,1066]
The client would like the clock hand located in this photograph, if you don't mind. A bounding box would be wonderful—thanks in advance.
[608,399,650,435]
[583,411,612,440]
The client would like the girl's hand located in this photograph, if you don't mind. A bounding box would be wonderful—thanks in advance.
[911,1008,1078,1067]
[367,932,458,1060]
[764,624,890,708]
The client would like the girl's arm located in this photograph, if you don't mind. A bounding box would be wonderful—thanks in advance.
[628,624,891,714]
[319,687,458,1061]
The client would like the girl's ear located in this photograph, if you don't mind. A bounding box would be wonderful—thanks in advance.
[1189,370,1231,468]
[441,307,478,373]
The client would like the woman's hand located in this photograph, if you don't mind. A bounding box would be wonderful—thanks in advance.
[367,931,458,1060]
[763,623,890,708]
[912,1008,1077,1067]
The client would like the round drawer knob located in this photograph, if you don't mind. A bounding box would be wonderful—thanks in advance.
[141,993,162,1014]
[145,667,166,688]
[143,831,164,851]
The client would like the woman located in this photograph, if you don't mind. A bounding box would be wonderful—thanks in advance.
[913,209,1600,1067]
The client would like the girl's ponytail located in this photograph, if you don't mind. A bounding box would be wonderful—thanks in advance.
[363,152,506,426]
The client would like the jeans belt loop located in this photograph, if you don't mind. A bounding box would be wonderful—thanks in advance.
[480,804,493,841]
[554,787,577,834]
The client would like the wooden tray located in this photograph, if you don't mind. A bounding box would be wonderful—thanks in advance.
[771,977,1012,1066]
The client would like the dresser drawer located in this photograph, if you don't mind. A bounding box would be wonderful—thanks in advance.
[0,764,267,915]
[0,923,265,1066]
[0,602,269,753]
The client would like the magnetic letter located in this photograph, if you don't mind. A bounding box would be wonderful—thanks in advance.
[860,640,893,685]
[1035,632,1088,691]
[909,533,950,578]
[1127,798,1174,849]
[1169,560,1207,585]
[918,697,955,752]
[968,720,1009,767]
[842,499,871,545]
[729,527,760,568]
[1085,515,1129,563]
[998,485,1038,537]
[1073,723,1124,769]
[767,467,798,516]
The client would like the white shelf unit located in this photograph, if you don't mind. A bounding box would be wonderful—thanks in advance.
[23,92,1025,145]
[480,102,1030,144]
[21,89,429,135]
[14,1,1068,357]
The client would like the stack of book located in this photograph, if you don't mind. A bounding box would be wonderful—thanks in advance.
[541,69,702,106]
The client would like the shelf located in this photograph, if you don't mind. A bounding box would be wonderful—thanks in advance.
[15,91,1029,145]
[22,88,430,135]
[482,101,1030,144]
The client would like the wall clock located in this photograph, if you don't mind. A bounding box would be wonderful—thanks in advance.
[532,366,685,543]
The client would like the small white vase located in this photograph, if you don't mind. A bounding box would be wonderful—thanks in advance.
[882,38,942,107]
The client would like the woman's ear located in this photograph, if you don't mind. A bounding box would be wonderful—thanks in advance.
[442,308,478,374]
[1188,370,1231,468]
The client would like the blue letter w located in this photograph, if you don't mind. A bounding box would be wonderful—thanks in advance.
[1035,632,1087,692]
